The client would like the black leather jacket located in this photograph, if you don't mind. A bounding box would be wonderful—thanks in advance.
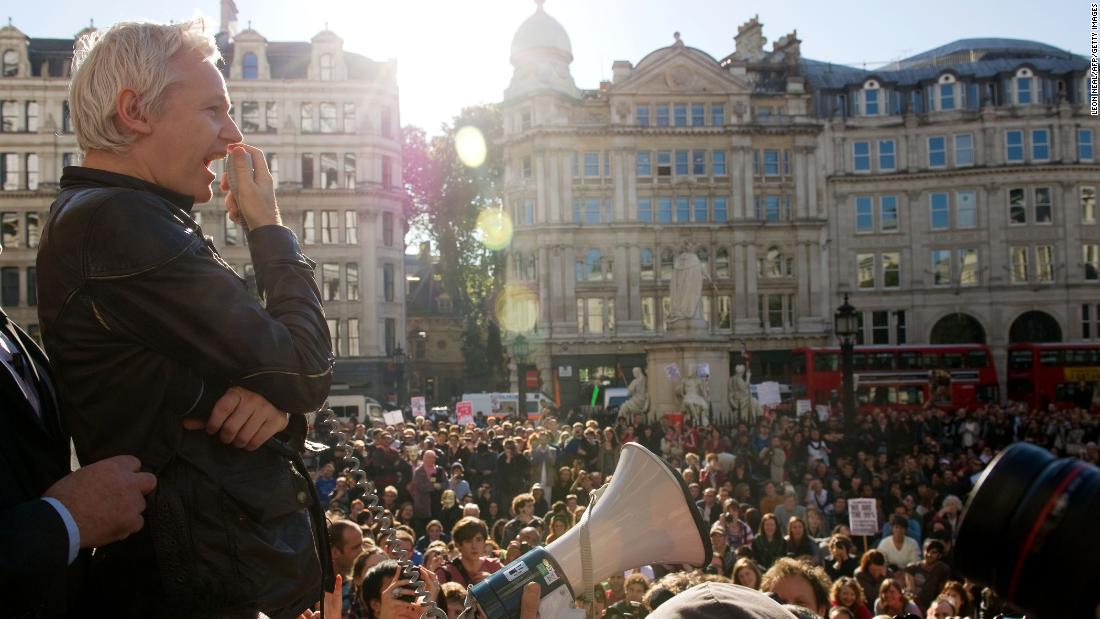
[35,167,334,616]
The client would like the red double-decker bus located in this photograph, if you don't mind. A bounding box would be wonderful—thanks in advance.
[791,344,999,413]
[1006,343,1100,413]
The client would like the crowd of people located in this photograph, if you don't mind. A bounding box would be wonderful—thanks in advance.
[313,401,1100,618]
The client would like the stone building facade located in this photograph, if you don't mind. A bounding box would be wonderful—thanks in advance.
[0,8,405,403]
[500,4,1097,412]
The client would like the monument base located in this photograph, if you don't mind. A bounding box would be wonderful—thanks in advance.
[645,339,731,426]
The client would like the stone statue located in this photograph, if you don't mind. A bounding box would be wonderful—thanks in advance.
[678,368,709,426]
[728,363,757,424]
[619,367,649,418]
[669,248,704,322]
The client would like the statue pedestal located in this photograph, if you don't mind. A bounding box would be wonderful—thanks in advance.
[645,334,731,426]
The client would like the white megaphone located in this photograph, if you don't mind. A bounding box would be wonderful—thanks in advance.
[466,442,712,618]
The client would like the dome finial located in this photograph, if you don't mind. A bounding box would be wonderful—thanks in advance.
[535,0,545,9]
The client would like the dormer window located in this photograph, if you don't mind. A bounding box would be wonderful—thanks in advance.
[2,50,17,77]
[861,80,880,116]
[320,53,333,81]
[242,52,258,79]
[1015,68,1033,105]
[938,74,957,111]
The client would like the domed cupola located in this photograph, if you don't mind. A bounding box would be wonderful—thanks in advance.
[505,0,578,101]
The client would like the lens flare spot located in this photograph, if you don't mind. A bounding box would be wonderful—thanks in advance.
[454,126,487,168]
[477,208,514,250]
[495,283,539,333]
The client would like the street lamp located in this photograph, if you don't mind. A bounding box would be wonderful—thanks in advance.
[512,335,529,420]
[392,345,406,411]
[834,294,859,440]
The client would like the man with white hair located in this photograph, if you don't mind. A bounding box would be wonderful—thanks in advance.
[35,19,333,615]
[412,449,447,534]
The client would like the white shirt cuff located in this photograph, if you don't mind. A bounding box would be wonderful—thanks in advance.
[41,497,81,565]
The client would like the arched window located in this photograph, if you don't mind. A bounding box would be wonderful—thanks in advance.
[861,79,880,116]
[937,73,957,111]
[715,247,730,278]
[320,53,333,81]
[2,50,18,77]
[660,248,674,281]
[586,249,602,281]
[242,52,258,79]
[640,248,654,280]
[1014,68,1033,105]
[761,247,785,278]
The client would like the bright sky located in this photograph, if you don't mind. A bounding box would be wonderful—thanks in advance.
[7,0,1082,135]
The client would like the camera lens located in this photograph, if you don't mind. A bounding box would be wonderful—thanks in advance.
[955,442,1100,618]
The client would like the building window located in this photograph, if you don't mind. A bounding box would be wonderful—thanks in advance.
[344,153,356,189]
[638,198,652,222]
[955,134,974,167]
[931,250,951,286]
[692,150,706,176]
[761,247,789,278]
[523,198,534,225]
[26,212,39,248]
[713,198,727,222]
[0,267,18,306]
[343,103,356,133]
[711,104,724,126]
[715,247,730,278]
[878,140,896,171]
[328,319,341,357]
[1,212,18,248]
[1083,186,1097,223]
[691,103,705,126]
[883,252,901,288]
[1078,128,1094,162]
[864,88,879,115]
[242,52,258,79]
[939,82,955,111]
[757,195,784,222]
[656,151,671,177]
[385,318,396,355]
[1083,304,1099,340]
[655,104,669,127]
[1031,129,1050,161]
[320,153,338,189]
[584,198,601,225]
[383,263,394,302]
[24,154,37,190]
[896,310,907,344]
[855,196,874,232]
[763,149,780,176]
[959,249,979,285]
[319,53,333,81]
[636,152,651,177]
[636,105,649,127]
[300,102,314,133]
[318,210,338,243]
[2,50,18,77]
[880,196,899,232]
[1006,130,1024,163]
[712,150,727,176]
[1034,187,1052,224]
[382,212,394,247]
[657,198,672,224]
[872,311,890,344]
[660,248,674,281]
[521,157,532,179]
[857,253,875,288]
[1036,245,1054,282]
[928,136,946,168]
[1016,76,1032,104]
[319,103,337,134]
[673,104,687,127]
[674,197,689,223]
[675,150,689,176]
[1,101,18,132]
[24,101,37,132]
[930,192,950,231]
[26,266,36,306]
[240,101,260,132]
[382,155,393,189]
[1009,188,1026,224]
[322,263,340,301]
[347,318,359,356]
[1085,244,1100,280]
[642,297,656,332]
[853,141,870,172]
[265,102,278,133]
[640,248,654,280]
[583,152,599,177]
[1,153,18,190]
[302,211,316,244]
[957,190,977,228]
[693,197,707,222]
[345,262,359,301]
[1010,247,1029,283]
[223,213,240,245]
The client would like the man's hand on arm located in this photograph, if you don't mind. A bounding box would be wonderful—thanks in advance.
[42,455,157,549]
[220,144,281,229]
[182,386,289,451]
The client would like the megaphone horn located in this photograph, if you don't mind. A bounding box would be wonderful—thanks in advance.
[467,442,712,618]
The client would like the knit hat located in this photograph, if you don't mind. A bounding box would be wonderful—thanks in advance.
[647,582,797,619]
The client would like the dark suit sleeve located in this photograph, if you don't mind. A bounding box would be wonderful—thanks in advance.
[0,499,69,597]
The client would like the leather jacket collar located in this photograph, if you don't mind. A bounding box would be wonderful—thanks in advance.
[60,166,196,213]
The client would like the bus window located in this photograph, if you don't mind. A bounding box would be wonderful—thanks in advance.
[923,353,942,369]
[1039,350,1061,366]
[897,386,925,405]
[814,353,838,372]
[943,353,964,369]
[1008,351,1033,370]
[871,353,895,370]
[898,352,922,369]
[851,353,867,371]
[965,351,989,368]
[977,385,998,403]
[1065,349,1090,366]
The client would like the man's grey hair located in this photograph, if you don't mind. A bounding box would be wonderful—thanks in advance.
[69,18,221,154]
[462,503,481,517]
